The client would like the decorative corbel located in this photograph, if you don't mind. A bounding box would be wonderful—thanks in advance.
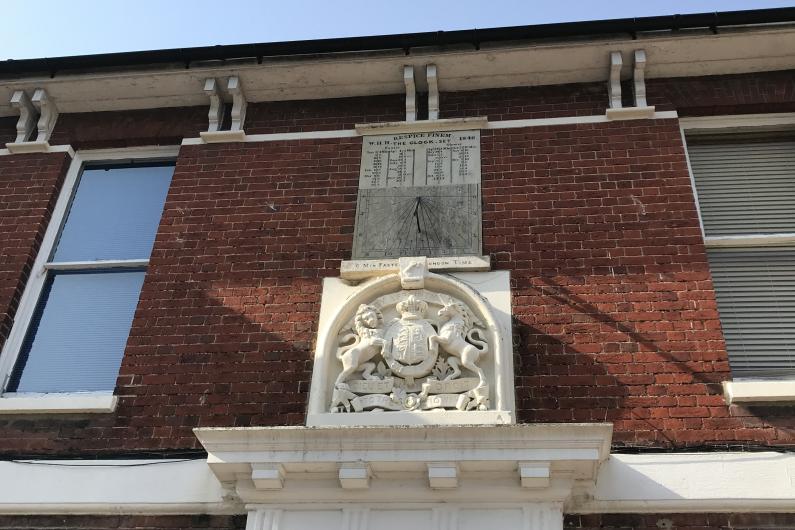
[199,76,247,143]
[6,89,64,153]
[426,64,439,120]
[203,78,224,132]
[338,462,370,489]
[518,462,551,488]
[605,50,655,121]
[251,463,285,490]
[227,76,247,132]
[427,462,458,489]
[31,88,58,143]
[10,91,37,144]
[403,65,416,122]
[608,51,623,109]
[633,49,648,107]
[10,90,37,144]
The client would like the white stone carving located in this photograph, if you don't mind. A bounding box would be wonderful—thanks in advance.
[608,51,623,109]
[398,256,427,289]
[10,90,36,144]
[327,268,499,417]
[31,89,58,143]
[633,49,648,107]
[431,298,488,406]
[403,65,416,122]
[227,76,247,132]
[203,78,224,132]
[427,64,439,120]
[310,269,512,426]
[333,304,387,388]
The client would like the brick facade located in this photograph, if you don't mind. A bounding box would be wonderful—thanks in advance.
[0,515,246,530]
[0,153,70,351]
[565,513,795,529]
[0,70,794,456]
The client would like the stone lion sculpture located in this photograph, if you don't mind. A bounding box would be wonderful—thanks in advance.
[334,304,386,388]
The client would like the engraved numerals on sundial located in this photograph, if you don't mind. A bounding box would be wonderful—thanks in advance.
[352,130,482,259]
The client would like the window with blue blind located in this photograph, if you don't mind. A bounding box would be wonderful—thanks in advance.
[688,136,795,378]
[7,163,174,393]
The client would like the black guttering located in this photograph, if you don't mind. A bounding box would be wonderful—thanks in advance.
[3,7,795,77]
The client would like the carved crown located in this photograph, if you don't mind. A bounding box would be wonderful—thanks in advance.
[396,295,427,319]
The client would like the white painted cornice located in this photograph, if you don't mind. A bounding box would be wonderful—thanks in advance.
[1,26,794,118]
[194,423,612,505]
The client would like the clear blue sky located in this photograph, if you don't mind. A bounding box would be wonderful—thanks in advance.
[3,0,794,60]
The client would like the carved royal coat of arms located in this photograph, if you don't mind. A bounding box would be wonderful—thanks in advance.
[330,291,490,415]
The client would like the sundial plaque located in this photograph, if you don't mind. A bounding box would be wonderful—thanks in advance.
[352,130,482,259]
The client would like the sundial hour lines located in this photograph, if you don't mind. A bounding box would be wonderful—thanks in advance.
[353,130,482,260]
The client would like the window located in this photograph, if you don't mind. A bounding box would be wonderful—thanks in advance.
[0,148,176,409]
[686,130,795,380]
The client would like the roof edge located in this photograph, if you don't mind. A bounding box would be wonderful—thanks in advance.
[3,7,795,76]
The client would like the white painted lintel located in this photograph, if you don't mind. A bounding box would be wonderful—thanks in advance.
[722,380,795,404]
[0,392,117,414]
[2,143,74,157]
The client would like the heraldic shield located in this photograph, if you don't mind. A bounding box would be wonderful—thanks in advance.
[382,295,439,379]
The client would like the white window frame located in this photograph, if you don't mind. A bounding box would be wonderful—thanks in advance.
[0,146,179,413]
[680,113,795,403]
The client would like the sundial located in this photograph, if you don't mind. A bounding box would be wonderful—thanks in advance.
[352,130,482,259]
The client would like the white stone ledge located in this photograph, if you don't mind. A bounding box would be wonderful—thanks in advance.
[1,451,792,514]
[584,452,795,513]
[0,143,74,157]
[340,255,490,280]
[0,459,231,514]
[198,130,247,143]
[605,106,656,121]
[0,392,118,414]
[722,380,795,404]
[355,117,488,135]
[307,409,513,427]
[180,111,682,146]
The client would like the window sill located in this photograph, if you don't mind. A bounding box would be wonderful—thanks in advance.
[722,380,795,404]
[0,392,118,414]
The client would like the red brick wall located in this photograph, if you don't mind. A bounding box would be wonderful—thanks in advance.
[0,117,18,146]
[565,513,795,529]
[647,69,795,116]
[0,515,245,530]
[1,71,795,455]
[245,94,405,134]
[48,107,208,150]
[0,153,70,349]
[1,513,793,530]
[440,82,607,121]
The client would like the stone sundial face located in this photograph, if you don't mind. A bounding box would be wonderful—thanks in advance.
[352,130,482,259]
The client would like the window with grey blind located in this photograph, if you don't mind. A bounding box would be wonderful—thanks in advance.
[688,137,795,378]
[7,163,174,393]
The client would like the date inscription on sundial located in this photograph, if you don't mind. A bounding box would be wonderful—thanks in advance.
[352,130,482,259]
